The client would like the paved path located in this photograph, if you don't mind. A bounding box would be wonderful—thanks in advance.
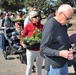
[0,49,46,75]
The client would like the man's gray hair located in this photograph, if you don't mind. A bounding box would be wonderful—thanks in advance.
[58,4,74,14]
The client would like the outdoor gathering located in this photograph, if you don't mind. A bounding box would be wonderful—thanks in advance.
[0,0,76,75]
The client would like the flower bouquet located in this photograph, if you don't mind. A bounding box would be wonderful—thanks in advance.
[13,18,24,22]
[22,28,42,49]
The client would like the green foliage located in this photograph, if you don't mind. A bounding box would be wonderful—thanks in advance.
[0,0,25,12]
[0,0,75,17]
[22,28,42,46]
[54,0,75,7]
[24,0,58,17]
[24,0,75,17]
[12,18,24,22]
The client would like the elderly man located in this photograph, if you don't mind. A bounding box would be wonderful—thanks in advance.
[40,4,74,75]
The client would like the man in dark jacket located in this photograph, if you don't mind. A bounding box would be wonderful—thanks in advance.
[40,4,74,75]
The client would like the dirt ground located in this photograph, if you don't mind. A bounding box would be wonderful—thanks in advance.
[68,16,76,35]
[0,17,76,75]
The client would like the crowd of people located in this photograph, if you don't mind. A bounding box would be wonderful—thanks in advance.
[0,3,76,75]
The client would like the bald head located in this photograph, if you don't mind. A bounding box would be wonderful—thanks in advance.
[55,4,74,25]
[58,4,74,14]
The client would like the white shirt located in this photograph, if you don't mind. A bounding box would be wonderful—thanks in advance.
[24,16,30,28]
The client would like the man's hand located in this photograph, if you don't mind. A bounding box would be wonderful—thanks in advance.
[20,41,26,48]
[22,44,26,48]
[59,50,73,60]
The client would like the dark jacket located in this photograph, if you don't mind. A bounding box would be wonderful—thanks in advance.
[2,18,13,27]
[40,18,70,70]
[9,36,20,45]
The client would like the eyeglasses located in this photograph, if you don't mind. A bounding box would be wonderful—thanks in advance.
[18,23,22,26]
[33,15,39,18]
[13,34,16,36]
[17,22,22,26]
[62,12,72,20]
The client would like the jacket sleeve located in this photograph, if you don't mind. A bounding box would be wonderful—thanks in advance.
[19,26,28,38]
[40,21,59,57]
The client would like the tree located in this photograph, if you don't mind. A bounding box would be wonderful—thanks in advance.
[54,0,75,7]
[0,0,25,12]
[24,0,75,17]
[0,0,75,17]
[24,0,58,17]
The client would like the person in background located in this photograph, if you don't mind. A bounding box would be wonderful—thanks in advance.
[24,6,37,28]
[15,9,24,29]
[19,10,43,75]
[47,9,57,21]
[1,12,13,55]
[69,33,76,44]
[0,12,4,27]
[40,4,74,75]
[14,21,23,36]
[16,9,23,19]
[8,31,22,51]
[0,12,5,53]
[69,33,76,75]
[10,13,15,21]
[15,19,36,72]
[2,12,13,28]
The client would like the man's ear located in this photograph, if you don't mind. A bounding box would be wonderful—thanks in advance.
[59,12,62,15]
[55,10,58,15]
